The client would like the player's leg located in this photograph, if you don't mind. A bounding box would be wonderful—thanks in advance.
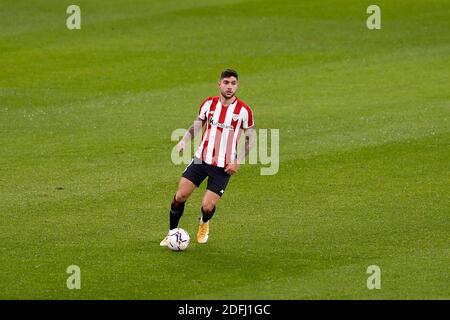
[201,189,221,221]
[197,165,231,243]
[161,158,207,246]
[169,177,196,230]
[160,177,197,247]
[197,190,222,244]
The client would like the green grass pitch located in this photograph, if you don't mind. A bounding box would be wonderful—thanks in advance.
[0,0,449,299]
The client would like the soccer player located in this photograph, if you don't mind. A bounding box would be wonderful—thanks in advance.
[160,69,256,245]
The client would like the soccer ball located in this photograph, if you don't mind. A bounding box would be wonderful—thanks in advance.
[167,228,190,251]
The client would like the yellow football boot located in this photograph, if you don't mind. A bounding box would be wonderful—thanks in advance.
[197,220,209,244]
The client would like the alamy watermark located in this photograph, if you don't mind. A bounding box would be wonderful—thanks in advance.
[171,125,279,176]
[66,5,81,30]
[367,265,381,290]
[366,5,381,30]
[66,265,81,289]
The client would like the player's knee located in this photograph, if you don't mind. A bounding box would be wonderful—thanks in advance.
[201,202,216,214]
[175,191,189,203]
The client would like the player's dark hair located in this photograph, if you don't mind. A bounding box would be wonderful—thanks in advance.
[220,69,238,80]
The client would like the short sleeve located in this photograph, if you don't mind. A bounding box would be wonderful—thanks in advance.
[242,107,254,129]
[198,97,212,120]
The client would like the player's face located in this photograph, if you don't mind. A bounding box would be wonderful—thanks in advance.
[218,77,238,99]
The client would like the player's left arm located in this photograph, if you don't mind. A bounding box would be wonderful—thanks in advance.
[224,127,256,175]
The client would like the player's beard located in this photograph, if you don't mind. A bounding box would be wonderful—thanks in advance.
[221,90,235,99]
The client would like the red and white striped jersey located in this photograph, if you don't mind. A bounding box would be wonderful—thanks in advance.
[194,96,254,168]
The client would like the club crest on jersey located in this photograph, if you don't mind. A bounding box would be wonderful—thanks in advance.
[232,115,239,121]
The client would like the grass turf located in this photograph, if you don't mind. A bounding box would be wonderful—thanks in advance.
[0,0,449,299]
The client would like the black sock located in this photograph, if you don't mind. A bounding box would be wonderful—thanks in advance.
[170,196,185,230]
[201,206,216,223]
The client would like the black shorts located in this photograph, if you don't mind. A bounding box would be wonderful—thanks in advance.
[182,158,231,197]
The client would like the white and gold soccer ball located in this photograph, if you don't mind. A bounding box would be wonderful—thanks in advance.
[167,228,190,251]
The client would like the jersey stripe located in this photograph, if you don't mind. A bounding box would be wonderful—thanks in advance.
[224,103,244,165]
[216,101,238,167]
[195,97,218,161]
[203,100,222,164]
[210,100,231,166]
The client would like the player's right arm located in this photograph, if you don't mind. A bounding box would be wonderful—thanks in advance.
[176,117,205,153]
[176,97,211,154]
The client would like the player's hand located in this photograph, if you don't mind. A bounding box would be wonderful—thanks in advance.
[176,140,186,154]
[224,163,239,175]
